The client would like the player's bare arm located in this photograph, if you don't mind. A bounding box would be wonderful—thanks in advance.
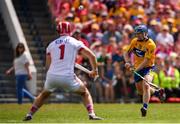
[80,46,98,78]
[123,39,136,70]
[25,62,32,80]
[123,50,132,70]
[45,54,51,70]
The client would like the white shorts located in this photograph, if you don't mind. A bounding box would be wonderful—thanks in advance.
[44,74,81,92]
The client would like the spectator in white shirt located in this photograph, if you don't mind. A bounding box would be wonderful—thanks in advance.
[6,43,35,104]
[156,25,174,55]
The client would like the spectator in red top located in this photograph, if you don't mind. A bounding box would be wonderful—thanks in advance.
[106,37,117,55]
[72,29,89,48]
[56,1,71,21]
[89,0,107,16]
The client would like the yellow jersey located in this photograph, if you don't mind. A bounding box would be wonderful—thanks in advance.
[126,38,156,69]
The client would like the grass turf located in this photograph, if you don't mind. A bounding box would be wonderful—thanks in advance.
[0,103,180,123]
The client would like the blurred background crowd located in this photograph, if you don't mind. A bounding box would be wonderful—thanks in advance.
[47,0,180,103]
[44,0,180,102]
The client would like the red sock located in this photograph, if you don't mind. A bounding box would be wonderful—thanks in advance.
[29,105,38,115]
[86,104,94,114]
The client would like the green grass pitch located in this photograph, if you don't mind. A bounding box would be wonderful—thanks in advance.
[0,103,180,123]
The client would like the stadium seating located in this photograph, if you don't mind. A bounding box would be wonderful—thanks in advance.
[0,13,16,103]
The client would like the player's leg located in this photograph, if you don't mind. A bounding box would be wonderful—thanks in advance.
[23,90,51,121]
[30,90,51,113]
[134,69,153,117]
[143,74,152,106]
[74,76,103,120]
[136,73,156,116]
[135,80,149,117]
[142,74,151,116]
[136,74,165,99]
[136,73,164,117]
[23,75,54,121]
[135,82,143,95]
[143,74,166,102]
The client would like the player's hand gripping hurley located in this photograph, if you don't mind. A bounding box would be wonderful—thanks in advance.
[125,62,160,90]
[75,63,99,81]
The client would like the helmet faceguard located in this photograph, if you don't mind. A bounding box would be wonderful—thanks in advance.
[134,25,148,41]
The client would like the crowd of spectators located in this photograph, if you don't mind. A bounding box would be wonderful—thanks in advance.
[47,0,180,103]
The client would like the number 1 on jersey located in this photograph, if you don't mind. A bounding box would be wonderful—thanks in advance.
[59,44,65,59]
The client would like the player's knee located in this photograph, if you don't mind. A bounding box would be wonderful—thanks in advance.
[135,83,143,95]
[39,90,51,99]
[143,82,150,91]
[80,88,90,97]
[137,89,143,95]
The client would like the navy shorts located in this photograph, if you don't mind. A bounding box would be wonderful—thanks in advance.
[134,66,155,83]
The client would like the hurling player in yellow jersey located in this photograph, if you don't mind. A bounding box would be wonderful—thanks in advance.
[124,25,165,117]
